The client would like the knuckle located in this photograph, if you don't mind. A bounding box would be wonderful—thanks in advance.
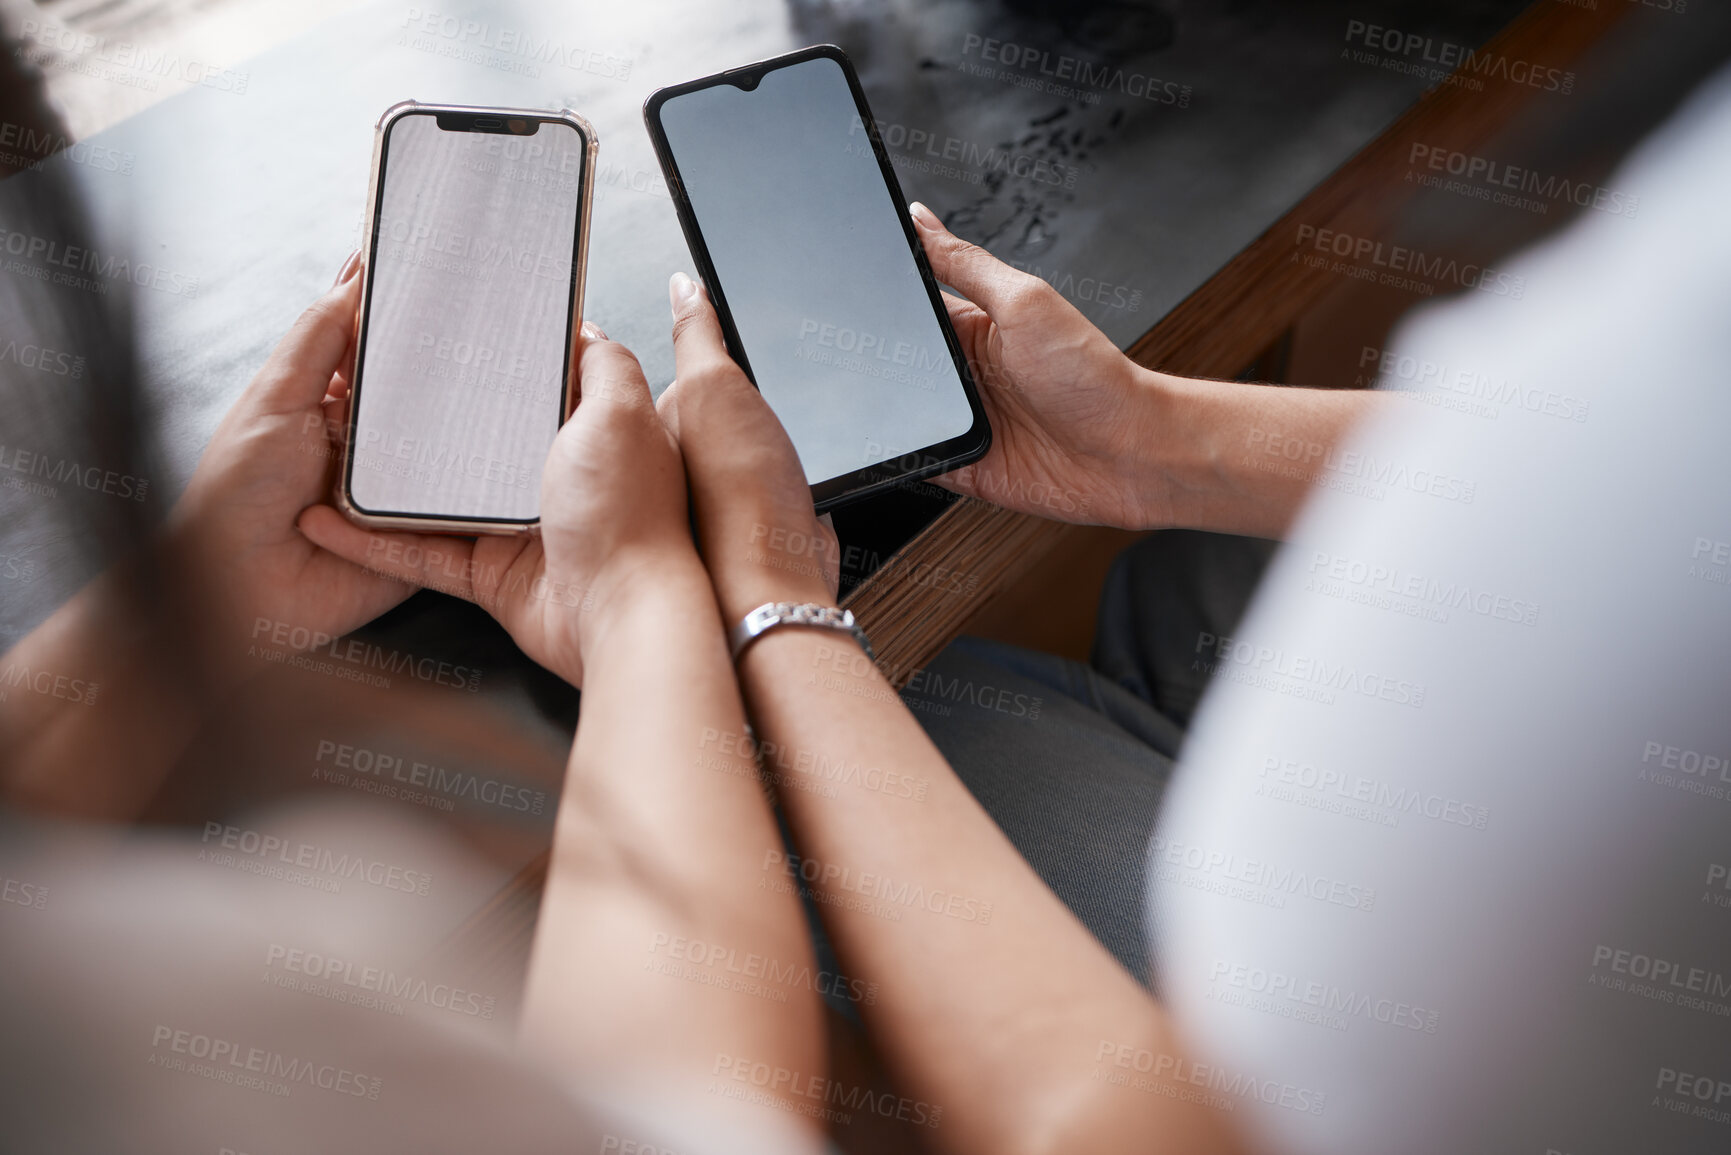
[584,336,643,373]
[947,237,990,266]
[299,294,352,338]
[999,272,1051,314]
[669,309,712,346]
[687,364,738,394]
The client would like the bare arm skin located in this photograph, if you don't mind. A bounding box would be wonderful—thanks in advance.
[3,259,825,1144]
[907,201,1377,540]
[0,260,415,818]
[659,272,1251,1155]
[655,206,1388,1154]
[302,329,825,1144]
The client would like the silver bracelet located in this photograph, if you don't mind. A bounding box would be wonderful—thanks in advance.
[729,601,875,662]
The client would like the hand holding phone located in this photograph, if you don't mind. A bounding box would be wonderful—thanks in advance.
[658,273,841,626]
[645,46,992,512]
[340,102,597,534]
[306,326,699,686]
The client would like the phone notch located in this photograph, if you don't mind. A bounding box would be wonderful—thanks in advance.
[434,111,535,134]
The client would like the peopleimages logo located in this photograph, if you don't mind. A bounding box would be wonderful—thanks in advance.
[1406,143,1637,219]
[148,1025,382,1099]
[1,873,48,910]
[959,34,1191,107]
[710,1053,942,1128]
[1707,863,1731,910]
[0,120,134,175]
[1093,1040,1327,1116]
[0,226,199,297]
[648,931,878,1006]
[0,661,98,706]
[264,942,496,1019]
[1637,738,1731,803]
[1342,19,1575,94]
[1588,944,1731,1015]
[374,212,574,282]
[1655,1066,1731,1126]
[313,739,545,814]
[1689,536,1731,591]
[1294,224,1526,298]
[249,617,482,692]
[16,20,250,94]
[1306,548,1541,628]
[1148,834,1377,912]
[1256,754,1491,832]
[0,442,149,502]
[1207,958,1441,1035]
[199,821,434,896]
[764,849,994,925]
[1244,426,1476,505]
[1194,630,1426,709]
[849,113,1081,189]
[398,8,631,80]
[1359,345,1589,424]
[0,339,86,380]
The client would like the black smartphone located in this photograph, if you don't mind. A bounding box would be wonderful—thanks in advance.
[340,101,597,535]
[644,45,991,512]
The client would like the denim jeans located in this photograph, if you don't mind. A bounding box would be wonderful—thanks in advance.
[910,529,1278,988]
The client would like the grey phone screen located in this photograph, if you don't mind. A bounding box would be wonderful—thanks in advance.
[350,113,584,522]
[656,57,976,486]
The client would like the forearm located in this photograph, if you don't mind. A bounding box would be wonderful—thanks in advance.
[1131,368,1383,538]
[0,567,205,818]
[736,625,1242,1155]
[517,555,823,1133]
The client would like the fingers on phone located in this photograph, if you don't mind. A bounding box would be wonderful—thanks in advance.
[667,272,737,384]
[319,392,350,441]
[575,334,650,409]
[332,249,361,287]
[928,465,980,501]
[908,204,1034,315]
[253,274,365,413]
[298,506,457,596]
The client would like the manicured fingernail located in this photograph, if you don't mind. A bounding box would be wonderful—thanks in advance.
[669,270,697,309]
[581,320,607,341]
[334,250,361,285]
[908,202,938,230]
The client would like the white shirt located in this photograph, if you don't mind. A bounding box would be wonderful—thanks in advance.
[1155,61,1731,1155]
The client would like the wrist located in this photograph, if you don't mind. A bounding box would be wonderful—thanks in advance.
[705,515,837,624]
[1114,365,1196,531]
[1124,367,1322,537]
[715,570,835,630]
[573,544,714,671]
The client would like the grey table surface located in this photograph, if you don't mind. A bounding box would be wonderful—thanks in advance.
[12,0,1531,490]
[0,0,1592,959]
[1,0,1531,648]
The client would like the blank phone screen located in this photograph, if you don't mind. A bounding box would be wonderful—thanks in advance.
[657,56,977,486]
[350,114,584,522]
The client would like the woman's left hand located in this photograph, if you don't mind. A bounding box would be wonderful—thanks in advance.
[168,252,416,667]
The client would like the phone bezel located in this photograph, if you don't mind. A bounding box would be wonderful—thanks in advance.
[338,100,598,536]
[643,44,992,513]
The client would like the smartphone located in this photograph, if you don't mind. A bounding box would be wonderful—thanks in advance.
[644,46,991,512]
[339,101,597,534]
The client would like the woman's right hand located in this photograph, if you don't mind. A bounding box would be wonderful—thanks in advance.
[910,202,1170,529]
[657,272,840,628]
